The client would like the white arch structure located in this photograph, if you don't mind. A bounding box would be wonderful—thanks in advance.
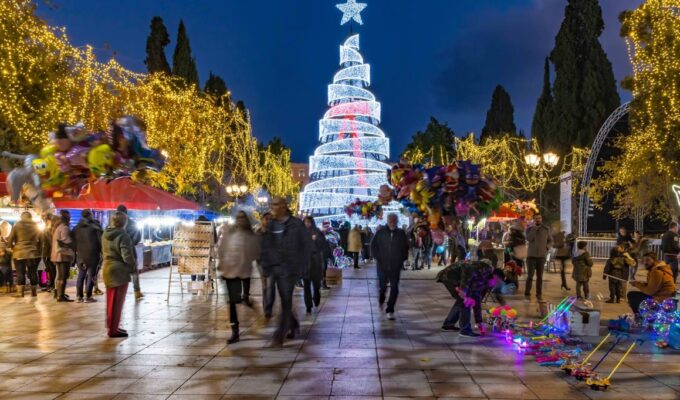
[577,102,630,236]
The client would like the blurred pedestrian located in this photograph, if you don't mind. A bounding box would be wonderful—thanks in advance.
[256,211,276,317]
[661,222,680,283]
[552,229,571,291]
[218,211,259,344]
[260,197,310,346]
[40,213,57,293]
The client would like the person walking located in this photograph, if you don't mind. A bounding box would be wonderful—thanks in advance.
[259,197,310,346]
[348,225,362,269]
[552,229,571,291]
[51,210,74,302]
[116,205,143,300]
[660,222,680,283]
[102,211,136,338]
[7,212,40,297]
[371,213,409,320]
[524,214,551,302]
[571,241,593,300]
[303,217,326,314]
[73,209,102,303]
[256,211,276,317]
[218,211,259,344]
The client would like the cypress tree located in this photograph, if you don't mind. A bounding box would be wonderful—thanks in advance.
[531,58,554,149]
[480,85,517,144]
[204,72,229,106]
[550,0,620,152]
[172,20,200,87]
[144,16,171,74]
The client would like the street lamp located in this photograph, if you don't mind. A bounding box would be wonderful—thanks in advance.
[524,152,560,210]
[255,195,269,213]
[225,184,249,206]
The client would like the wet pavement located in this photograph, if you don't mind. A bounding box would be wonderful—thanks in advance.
[0,260,678,399]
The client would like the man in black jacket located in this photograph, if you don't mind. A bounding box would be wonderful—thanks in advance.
[73,209,102,302]
[371,213,409,320]
[661,222,680,283]
[260,197,311,345]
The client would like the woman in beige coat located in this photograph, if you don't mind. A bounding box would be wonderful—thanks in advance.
[218,211,259,344]
[51,210,75,302]
[348,225,362,269]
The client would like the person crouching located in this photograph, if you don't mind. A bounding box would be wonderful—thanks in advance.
[437,260,504,337]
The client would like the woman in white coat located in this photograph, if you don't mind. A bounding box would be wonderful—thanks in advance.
[218,211,259,344]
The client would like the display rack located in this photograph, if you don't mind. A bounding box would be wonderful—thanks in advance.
[166,221,217,301]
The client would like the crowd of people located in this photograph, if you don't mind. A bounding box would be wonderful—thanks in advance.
[2,197,678,343]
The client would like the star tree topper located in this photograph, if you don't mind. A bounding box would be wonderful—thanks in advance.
[336,0,367,25]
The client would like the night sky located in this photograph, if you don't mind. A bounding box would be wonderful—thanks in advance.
[37,0,642,162]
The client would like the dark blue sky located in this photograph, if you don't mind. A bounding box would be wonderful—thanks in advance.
[37,0,641,162]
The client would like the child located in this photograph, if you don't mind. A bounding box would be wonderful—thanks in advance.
[571,241,593,299]
[603,245,635,303]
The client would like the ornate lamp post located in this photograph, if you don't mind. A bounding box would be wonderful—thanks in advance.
[225,183,249,205]
[524,152,559,209]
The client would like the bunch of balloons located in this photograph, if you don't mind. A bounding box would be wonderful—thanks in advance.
[344,199,383,220]
[6,117,166,202]
[384,160,502,227]
[638,298,680,347]
[322,224,352,269]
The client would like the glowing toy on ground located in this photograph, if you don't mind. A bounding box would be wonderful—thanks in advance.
[586,339,643,391]
[300,2,394,222]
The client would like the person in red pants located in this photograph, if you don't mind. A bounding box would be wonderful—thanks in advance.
[102,211,136,338]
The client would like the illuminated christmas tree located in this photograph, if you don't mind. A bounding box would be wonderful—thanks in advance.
[299,0,391,220]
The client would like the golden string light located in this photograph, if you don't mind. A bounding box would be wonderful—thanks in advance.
[403,134,587,196]
[0,0,297,203]
[591,0,680,219]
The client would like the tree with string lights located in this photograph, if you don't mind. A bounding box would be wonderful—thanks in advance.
[299,0,393,220]
[591,0,680,219]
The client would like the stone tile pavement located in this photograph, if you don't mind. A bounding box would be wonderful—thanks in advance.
[0,260,678,399]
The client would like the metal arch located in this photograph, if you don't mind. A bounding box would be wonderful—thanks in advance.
[578,102,631,236]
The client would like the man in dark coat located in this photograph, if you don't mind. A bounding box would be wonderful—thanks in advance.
[260,197,311,345]
[661,222,680,283]
[73,209,102,302]
[116,205,143,300]
[371,213,409,320]
[303,217,327,314]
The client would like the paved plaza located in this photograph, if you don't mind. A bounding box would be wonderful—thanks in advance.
[0,262,678,400]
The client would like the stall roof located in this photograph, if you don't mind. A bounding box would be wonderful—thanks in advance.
[52,178,201,211]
